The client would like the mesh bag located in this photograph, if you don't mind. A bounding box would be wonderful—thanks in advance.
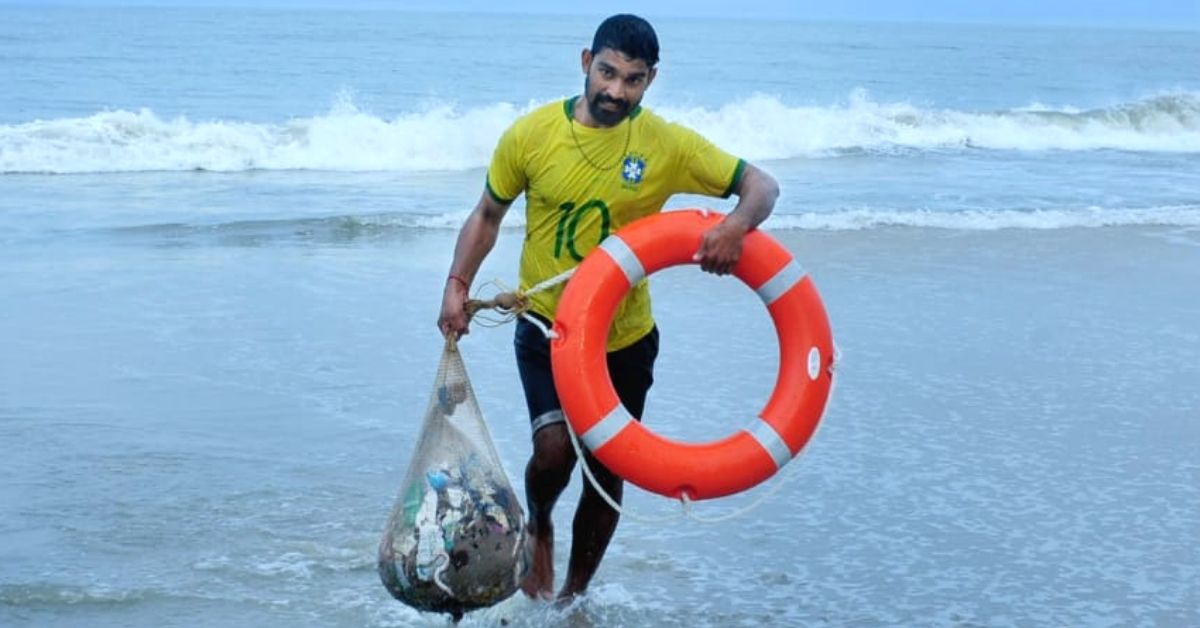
[377,338,527,620]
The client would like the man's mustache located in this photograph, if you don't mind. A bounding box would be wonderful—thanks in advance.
[594,94,629,110]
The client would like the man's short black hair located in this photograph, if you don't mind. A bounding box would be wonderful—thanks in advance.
[591,14,659,67]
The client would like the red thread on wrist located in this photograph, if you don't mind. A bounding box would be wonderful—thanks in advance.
[448,274,470,290]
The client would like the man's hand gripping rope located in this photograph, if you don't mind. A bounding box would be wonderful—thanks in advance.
[440,269,577,341]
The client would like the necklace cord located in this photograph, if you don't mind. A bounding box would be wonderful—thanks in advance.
[569,105,633,171]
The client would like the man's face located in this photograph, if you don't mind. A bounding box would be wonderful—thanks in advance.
[582,47,656,127]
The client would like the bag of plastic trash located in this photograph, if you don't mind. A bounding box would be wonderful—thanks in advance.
[378,338,527,621]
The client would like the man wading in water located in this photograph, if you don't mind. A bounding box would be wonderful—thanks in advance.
[437,14,779,603]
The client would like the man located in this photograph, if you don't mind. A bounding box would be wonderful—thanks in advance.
[436,14,779,603]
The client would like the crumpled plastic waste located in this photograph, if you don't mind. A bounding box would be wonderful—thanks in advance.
[378,343,527,621]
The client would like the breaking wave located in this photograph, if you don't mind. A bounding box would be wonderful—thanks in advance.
[3,91,1199,174]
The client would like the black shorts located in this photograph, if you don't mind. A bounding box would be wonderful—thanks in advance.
[514,313,659,436]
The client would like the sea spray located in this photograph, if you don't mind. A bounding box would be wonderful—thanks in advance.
[4,91,1199,174]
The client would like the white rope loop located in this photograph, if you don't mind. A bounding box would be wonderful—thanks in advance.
[562,413,686,525]
[534,319,835,524]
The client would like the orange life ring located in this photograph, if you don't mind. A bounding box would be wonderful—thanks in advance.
[551,209,835,500]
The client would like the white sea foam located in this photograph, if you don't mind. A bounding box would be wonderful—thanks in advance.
[0,95,532,174]
[329,205,1200,232]
[759,205,1200,230]
[660,89,1200,157]
[0,583,150,605]
[3,91,1199,174]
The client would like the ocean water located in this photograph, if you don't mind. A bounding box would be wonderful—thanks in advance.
[2,7,1199,627]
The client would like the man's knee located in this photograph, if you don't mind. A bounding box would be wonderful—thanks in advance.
[529,423,576,476]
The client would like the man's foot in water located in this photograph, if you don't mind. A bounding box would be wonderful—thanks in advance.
[519,527,554,600]
[554,589,581,609]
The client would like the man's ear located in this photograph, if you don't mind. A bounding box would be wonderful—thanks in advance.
[581,48,592,75]
[646,66,658,88]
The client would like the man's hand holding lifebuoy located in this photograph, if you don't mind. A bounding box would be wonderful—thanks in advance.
[694,217,750,275]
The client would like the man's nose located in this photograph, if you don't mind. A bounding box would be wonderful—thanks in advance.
[604,81,625,101]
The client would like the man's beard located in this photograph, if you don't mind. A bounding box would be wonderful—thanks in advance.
[585,77,631,126]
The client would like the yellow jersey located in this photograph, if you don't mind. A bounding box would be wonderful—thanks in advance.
[487,97,745,351]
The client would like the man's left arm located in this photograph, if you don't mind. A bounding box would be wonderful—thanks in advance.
[694,163,780,274]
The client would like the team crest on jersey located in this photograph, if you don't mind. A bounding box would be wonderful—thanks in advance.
[621,153,647,188]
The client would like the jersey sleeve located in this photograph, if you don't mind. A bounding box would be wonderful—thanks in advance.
[669,123,747,198]
[485,122,527,204]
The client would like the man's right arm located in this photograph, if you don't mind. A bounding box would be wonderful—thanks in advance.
[437,190,512,338]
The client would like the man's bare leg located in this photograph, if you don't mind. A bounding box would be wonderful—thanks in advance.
[557,451,623,603]
[520,424,575,600]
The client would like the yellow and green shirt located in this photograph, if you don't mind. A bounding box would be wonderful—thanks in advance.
[487,97,745,351]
